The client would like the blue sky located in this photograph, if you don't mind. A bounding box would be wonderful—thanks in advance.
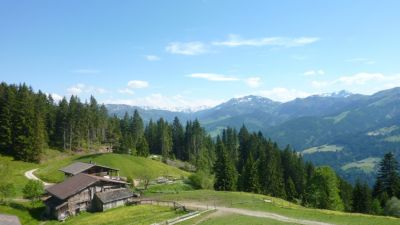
[1,0,400,110]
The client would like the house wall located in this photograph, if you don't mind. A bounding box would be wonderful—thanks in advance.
[102,197,134,211]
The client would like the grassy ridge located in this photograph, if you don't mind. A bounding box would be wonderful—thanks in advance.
[35,153,191,183]
[46,205,183,225]
[150,190,400,225]
[0,156,37,197]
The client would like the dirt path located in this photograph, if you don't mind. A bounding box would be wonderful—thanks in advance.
[24,169,53,186]
[182,202,335,225]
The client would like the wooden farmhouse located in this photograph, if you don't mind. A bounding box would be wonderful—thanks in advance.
[44,162,138,221]
[59,161,120,179]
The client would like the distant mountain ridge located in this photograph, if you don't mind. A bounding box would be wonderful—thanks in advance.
[106,87,400,184]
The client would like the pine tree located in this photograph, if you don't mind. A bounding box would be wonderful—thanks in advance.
[172,117,185,160]
[0,83,13,154]
[136,135,149,157]
[374,152,400,199]
[352,180,372,213]
[131,109,144,149]
[214,137,237,191]
[338,177,353,212]
[12,84,36,162]
[258,143,286,198]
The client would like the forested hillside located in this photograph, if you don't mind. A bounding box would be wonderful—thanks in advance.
[2,82,400,217]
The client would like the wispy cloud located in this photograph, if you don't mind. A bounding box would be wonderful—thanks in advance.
[118,88,135,95]
[346,58,376,65]
[145,55,160,61]
[127,80,149,89]
[311,72,400,93]
[71,69,101,74]
[304,70,325,76]
[165,42,207,55]
[258,88,311,102]
[245,77,262,88]
[188,73,239,81]
[212,34,320,47]
[67,83,107,95]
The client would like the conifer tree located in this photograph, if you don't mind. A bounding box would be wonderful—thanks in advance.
[214,137,237,191]
[373,152,400,199]
[352,180,372,213]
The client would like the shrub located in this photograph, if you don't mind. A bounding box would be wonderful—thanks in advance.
[187,170,214,190]
[23,180,44,205]
[385,197,400,217]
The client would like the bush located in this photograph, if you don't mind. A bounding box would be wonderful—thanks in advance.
[22,180,44,205]
[187,170,214,190]
[385,197,400,217]
[0,183,16,203]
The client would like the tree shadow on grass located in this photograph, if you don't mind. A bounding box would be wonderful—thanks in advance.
[7,201,45,221]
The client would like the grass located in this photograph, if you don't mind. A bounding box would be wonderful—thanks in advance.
[302,145,343,155]
[0,202,184,225]
[149,190,400,225]
[45,205,184,225]
[0,202,44,225]
[341,157,381,173]
[0,156,37,197]
[145,181,194,193]
[35,153,191,183]
[180,212,303,225]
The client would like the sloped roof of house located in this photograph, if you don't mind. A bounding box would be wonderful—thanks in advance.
[59,162,119,175]
[46,173,126,200]
[95,188,137,204]
[0,214,21,225]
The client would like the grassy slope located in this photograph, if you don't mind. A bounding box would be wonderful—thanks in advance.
[180,212,303,225]
[149,190,400,225]
[35,153,190,183]
[0,202,44,225]
[0,203,183,225]
[0,156,37,197]
[46,205,183,225]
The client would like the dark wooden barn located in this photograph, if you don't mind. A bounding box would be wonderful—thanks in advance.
[44,173,133,220]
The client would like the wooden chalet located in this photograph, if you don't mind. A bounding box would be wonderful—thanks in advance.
[45,167,137,220]
[59,161,120,179]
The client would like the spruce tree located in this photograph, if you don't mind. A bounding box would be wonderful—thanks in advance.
[374,152,400,199]
[214,137,237,191]
[352,180,371,213]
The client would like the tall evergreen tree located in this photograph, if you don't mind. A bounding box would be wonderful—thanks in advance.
[373,152,400,199]
[352,180,372,213]
[214,137,237,191]
[171,117,185,160]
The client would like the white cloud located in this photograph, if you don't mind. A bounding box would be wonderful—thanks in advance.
[188,73,239,81]
[245,77,262,88]
[71,69,101,74]
[165,42,207,55]
[336,73,387,85]
[304,70,325,76]
[118,88,135,95]
[212,34,320,47]
[50,93,63,102]
[145,55,160,61]
[104,94,224,112]
[127,80,149,89]
[310,72,400,94]
[258,88,311,102]
[311,80,329,88]
[67,83,107,95]
[346,58,376,65]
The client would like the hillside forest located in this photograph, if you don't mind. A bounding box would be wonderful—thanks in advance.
[1,82,400,217]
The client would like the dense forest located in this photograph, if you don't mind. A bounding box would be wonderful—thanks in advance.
[1,82,400,216]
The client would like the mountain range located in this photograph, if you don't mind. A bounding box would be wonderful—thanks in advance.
[106,87,400,184]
